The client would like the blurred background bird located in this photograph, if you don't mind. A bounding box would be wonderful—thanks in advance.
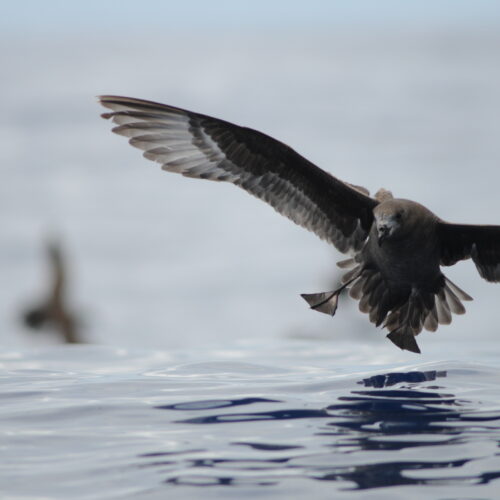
[22,238,82,344]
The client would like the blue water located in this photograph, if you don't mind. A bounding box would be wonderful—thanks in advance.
[2,342,499,499]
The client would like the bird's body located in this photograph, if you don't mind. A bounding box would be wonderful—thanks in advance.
[369,199,440,285]
[22,239,81,344]
[304,197,472,352]
[99,95,500,353]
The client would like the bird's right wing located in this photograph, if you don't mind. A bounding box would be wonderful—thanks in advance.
[99,96,378,253]
[439,222,500,282]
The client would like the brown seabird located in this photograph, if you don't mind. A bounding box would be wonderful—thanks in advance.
[99,95,500,353]
[22,239,81,344]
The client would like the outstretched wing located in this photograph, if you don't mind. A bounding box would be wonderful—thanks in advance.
[439,222,500,281]
[99,96,377,253]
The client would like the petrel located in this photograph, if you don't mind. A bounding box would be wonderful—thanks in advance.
[99,95,500,353]
[22,239,81,344]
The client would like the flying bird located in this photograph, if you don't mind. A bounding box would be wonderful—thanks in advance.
[22,238,82,344]
[99,95,500,353]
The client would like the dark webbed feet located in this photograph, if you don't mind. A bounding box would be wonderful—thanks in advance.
[301,290,341,316]
[301,274,359,316]
[386,329,421,354]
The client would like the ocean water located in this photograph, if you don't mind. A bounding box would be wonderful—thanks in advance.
[1,342,500,499]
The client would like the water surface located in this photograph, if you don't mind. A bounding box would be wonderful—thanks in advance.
[1,343,499,499]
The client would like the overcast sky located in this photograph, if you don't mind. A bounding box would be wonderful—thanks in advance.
[2,0,500,37]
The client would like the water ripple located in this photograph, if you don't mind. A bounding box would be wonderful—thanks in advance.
[2,348,500,499]
[143,366,500,495]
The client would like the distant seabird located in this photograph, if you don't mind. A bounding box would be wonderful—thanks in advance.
[99,96,500,353]
[22,239,81,344]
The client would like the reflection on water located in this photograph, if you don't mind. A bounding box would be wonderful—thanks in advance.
[319,371,461,489]
[149,369,500,491]
[174,406,328,424]
[157,397,280,411]
[359,370,447,388]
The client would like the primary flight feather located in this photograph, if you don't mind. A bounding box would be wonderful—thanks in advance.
[99,95,500,353]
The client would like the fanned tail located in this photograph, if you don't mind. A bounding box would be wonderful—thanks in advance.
[302,258,473,354]
[351,270,472,353]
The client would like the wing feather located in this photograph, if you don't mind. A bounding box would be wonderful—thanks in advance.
[99,95,378,253]
[439,222,500,282]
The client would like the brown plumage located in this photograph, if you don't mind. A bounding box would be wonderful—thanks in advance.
[22,239,81,344]
[98,95,500,353]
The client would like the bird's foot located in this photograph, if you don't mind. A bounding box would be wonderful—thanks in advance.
[301,273,361,316]
[386,329,421,354]
[301,289,342,316]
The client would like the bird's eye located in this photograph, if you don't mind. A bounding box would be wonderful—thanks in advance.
[395,212,403,220]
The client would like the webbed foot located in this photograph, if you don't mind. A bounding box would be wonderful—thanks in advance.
[386,329,421,354]
[301,290,341,316]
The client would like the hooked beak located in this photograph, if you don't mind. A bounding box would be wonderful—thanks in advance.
[377,225,389,246]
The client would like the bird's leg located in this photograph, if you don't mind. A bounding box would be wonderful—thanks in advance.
[301,275,359,316]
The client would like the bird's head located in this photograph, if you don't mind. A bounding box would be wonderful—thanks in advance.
[373,199,437,246]
[373,200,408,246]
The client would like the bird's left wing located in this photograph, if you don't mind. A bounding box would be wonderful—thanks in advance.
[439,221,500,281]
[99,96,378,253]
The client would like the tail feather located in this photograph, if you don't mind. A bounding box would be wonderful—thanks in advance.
[423,307,438,332]
[337,257,357,269]
[445,277,473,302]
[443,283,466,314]
[302,262,472,354]
[354,270,471,352]
[341,266,361,284]
[435,290,452,325]
[348,273,366,299]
